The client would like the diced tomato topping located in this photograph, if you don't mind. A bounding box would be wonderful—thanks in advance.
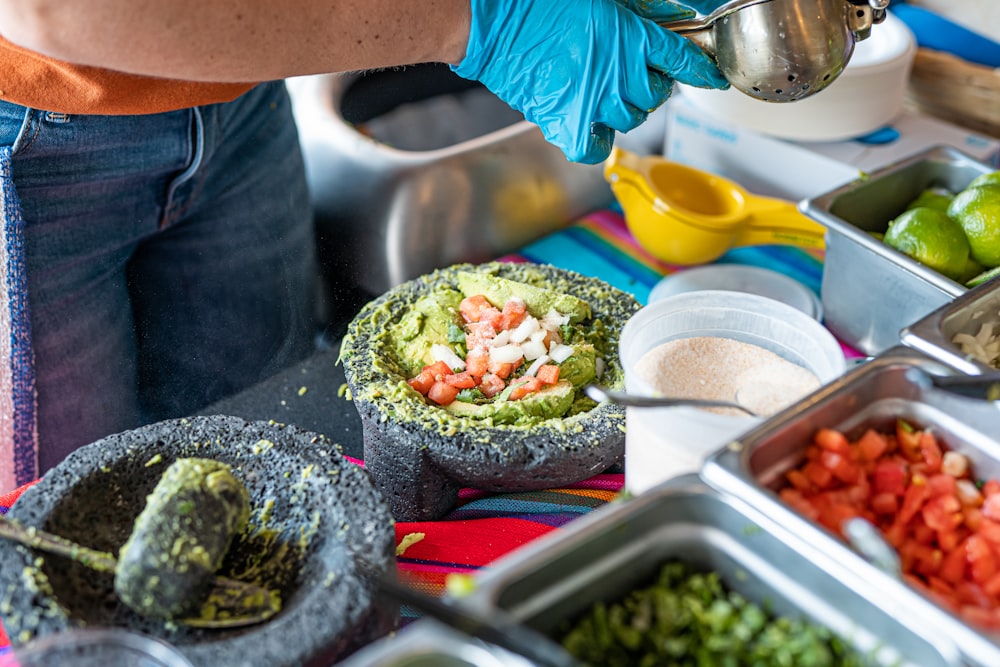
[979,519,1000,546]
[919,430,944,474]
[489,360,517,380]
[820,449,861,485]
[498,298,528,330]
[443,371,477,389]
[922,495,962,532]
[856,428,889,461]
[478,373,506,399]
[983,493,1000,521]
[871,492,899,516]
[465,347,489,377]
[814,428,852,455]
[425,360,454,380]
[778,421,1000,633]
[459,294,494,323]
[465,321,497,350]
[509,376,543,400]
[873,459,907,496]
[426,381,460,406]
[900,483,931,525]
[802,460,834,490]
[535,364,560,386]
[407,372,434,395]
[481,307,505,331]
[926,473,957,498]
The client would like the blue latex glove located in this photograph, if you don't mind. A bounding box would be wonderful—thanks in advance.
[452,0,729,164]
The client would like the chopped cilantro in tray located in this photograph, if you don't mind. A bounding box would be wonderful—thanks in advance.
[558,561,865,667]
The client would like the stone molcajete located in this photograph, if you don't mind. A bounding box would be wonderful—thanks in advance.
[0,415,396,667]
[339,261,641,521]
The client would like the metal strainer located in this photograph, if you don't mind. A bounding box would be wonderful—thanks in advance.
[663,0,890,102]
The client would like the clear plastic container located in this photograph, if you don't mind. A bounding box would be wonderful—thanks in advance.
[619,290,846,494]
[0,629,192,667]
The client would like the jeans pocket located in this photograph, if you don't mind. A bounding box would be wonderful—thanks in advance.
[0,101,34,153]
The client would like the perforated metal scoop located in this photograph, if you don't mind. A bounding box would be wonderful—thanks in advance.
[663,0,889,102]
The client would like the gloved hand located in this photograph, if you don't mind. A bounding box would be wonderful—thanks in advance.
[451,0,729,164]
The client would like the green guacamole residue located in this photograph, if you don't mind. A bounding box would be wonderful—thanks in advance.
[114,458,251,620]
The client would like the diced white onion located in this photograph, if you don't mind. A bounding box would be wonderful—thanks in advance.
[942,451,970,478]
[521,339,548,361]
[491,329,511,347]
[431,343,465,371]
[509,315,540,343]
[540,309,570,331]
[524,354,551,377]
[489,344,523,364]
[529,329,548,344]
[549,343,575,364]
[956,478,982,507]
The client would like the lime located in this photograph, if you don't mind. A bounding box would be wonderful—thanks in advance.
[883,207,983,282]
[967,171,1000,190]
[967,265,1000,288]
[947,183,1000,268]
[905,187,954,213]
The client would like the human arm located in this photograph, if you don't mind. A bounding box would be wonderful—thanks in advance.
[0,0,727,164]
[0,0,472,82]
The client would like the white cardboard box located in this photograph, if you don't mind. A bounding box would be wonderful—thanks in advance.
[663,92,1000,202]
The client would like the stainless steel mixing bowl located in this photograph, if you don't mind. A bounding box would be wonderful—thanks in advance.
[288,65,611,301]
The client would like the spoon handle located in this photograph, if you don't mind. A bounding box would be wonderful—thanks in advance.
[0,514,118,573]
[585,384,758,416]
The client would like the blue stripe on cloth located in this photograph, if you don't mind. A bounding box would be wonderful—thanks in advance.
[715,246,823,296]
[519,233,654,304]
[0,147,37,487]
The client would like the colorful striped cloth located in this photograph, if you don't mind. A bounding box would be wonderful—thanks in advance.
[0,207,846,654]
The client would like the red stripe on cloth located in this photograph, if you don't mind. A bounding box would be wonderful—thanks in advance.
[395,516,556,569]
[395,517,559,598]
[0,479,34,512]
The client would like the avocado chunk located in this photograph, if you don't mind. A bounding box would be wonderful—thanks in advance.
[557,344,597,388]
[445,380,576,424]
[394,288,464,376]
[115,458,250,620]
[456,271,591,323]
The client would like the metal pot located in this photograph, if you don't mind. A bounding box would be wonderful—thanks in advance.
[288,65,612,300]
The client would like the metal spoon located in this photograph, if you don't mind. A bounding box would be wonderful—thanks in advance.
[843,517,902,577]
[0,514,278,628]
[584,384,760,417]
[904,367,1000,403]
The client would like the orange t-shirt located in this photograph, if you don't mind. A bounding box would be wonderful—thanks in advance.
[0,36,257,115]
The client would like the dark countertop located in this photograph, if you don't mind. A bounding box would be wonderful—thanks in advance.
[199,342,365,461]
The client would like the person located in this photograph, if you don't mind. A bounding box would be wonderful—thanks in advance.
[0,0,728,488]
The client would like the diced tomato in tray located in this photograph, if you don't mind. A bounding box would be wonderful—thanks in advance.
[780,419,1000,632]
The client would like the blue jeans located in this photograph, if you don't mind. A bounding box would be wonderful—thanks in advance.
[0,81,317,476]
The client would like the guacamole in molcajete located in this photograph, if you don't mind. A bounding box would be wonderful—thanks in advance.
[339,261,641,521]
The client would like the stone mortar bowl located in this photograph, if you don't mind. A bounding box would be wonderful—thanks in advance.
[339,261,641,521]
[0,415,397,667]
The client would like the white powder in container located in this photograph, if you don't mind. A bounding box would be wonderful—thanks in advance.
[634,335,821,417]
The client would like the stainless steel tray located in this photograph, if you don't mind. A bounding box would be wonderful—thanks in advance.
[337,622,534,667]
[704,347,1000,667]
[800,145,992,356]
[458,475,958,666]
[902,276,1000,375]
